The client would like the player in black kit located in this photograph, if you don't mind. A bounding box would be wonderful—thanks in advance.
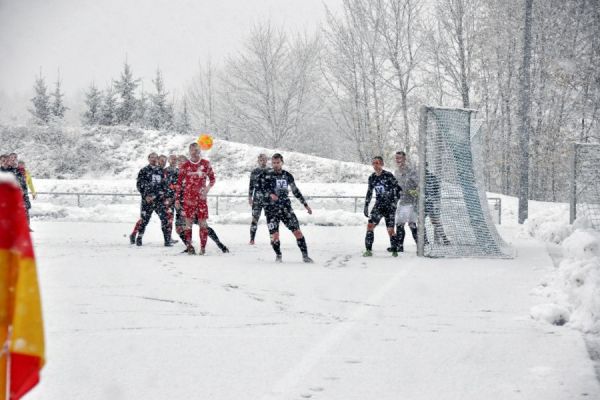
[248,153,269,244]
[133,152,171,246]
[261,153,313,263]
[363,156,402,257]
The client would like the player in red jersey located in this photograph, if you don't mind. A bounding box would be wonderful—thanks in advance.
[175,142,216,255]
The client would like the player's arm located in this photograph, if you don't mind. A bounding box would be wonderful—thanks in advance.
[136,168,146,197]
[364,176,373,217]
[248,170,256,205]
[174,165,185,208]
[288,173,311,214]
[206,162,216,193]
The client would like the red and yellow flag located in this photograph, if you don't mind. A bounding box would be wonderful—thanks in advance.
[0,178,45,400]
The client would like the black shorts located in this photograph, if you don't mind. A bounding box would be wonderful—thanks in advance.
[266,205,300,234]
[369,203,396,228]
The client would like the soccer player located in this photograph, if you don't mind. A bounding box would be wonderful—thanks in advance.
[261,153,313,263]
[4,153,31,226]
[133,152,171,246]
[392,151,419,252]
[363,156,401,257]
[174,155,229,254]
[248,153,269,244]
[175,143,215,255]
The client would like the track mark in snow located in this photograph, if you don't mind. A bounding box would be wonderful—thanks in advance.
[260,265,413,399]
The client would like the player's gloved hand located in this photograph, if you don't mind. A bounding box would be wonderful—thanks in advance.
[408,189,419,198]
[363,205,369,218]
[305,204,312,215]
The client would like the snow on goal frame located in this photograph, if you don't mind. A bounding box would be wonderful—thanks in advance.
[417,106,513,258]
[569,142,600,230]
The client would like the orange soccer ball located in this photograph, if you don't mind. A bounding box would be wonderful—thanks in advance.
[197,134,213,151]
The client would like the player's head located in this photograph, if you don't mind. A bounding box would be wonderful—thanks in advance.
[158,155,167,168]
[257,153,268,168]
[17,160,25,169]
[177,155,187,167]
[8,153,17,167]
[148,152,158,166]
[168,154,177,167]
[395,151,406,167]
[372,156,384,173]
[271,153,284,171]
[0,154,7,167]
[189,142,200,158]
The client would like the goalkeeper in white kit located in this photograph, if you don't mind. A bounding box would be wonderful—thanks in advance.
[392,151,420,253]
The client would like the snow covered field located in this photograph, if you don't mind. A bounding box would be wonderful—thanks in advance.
[25,218,600,399]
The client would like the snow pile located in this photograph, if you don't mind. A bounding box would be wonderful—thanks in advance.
[531,228,600,333]
[522,201,572,244]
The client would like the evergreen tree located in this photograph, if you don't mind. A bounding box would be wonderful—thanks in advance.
[100,85,117,126]
[114,60,139,125]
[50,75,68,119]
[82,83,103,126]
[133,87,149,127]
[177,98,192,134]
[148,68,174,130]
[29,73,51,125]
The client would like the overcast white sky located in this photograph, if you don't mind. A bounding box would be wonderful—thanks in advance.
[0,0,336,99]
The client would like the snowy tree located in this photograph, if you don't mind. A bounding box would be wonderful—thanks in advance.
[82,83,102,126]
[222,22,321,147]
[148,69,174,130]
[176,98,192,134]
[50,75,68,120]
[517,0,533,223]
[133,87,149,127]
[29,73,51,125]
[114,60,140,125]
[99,85,117,126]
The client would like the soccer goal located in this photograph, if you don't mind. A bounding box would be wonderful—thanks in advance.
[570,142,600,230]
[416,106,513,258]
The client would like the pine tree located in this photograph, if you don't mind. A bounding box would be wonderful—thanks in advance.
[29,73,51,125]
[50,75,68,119]
[100,85,117,126]
[114,60,139,125]
[177,98,192,134]
[134,87,149,127]
[148,68,174,130]
[82,83,103,126]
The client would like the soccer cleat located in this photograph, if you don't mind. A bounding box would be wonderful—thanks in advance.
[392,250,398,257]
[164,241,173,247]
[186,245,196,255]
[275,254,282,263]
[220,245,230,253]
[136,236,142,246]
[198,248,206,255]
[249,240,255,245]
[302,255,314,263]
[363,250,373,257]
[169,238,179,245]
[130,233,136,245]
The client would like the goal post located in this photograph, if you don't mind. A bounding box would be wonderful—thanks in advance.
[417,105,513,258]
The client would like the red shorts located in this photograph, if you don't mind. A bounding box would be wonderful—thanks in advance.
[183,199,208,221]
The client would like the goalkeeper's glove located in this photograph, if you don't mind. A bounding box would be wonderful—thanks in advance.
[363,205,370,218]
[408,189,419,198]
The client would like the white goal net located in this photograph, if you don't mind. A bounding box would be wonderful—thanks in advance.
[417,106,513,258]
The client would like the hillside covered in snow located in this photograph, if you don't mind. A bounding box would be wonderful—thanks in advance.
[0,124,373,182]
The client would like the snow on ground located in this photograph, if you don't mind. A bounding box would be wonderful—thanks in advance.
[25,221,600,399]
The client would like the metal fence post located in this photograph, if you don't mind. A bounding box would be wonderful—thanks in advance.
[570,142,577,224]
[354,197,358,213]
[77,194,81,207]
